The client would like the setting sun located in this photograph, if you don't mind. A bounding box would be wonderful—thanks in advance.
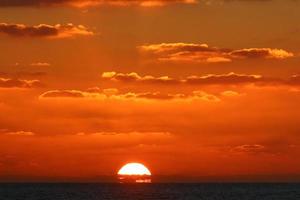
[118,163,151,176]
[118,163,151,183]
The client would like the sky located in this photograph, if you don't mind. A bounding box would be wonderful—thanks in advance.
[0,0,300,182]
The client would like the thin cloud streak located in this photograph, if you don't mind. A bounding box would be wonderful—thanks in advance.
[139,43,294,63]
[39,89,222,102]
[102,71,299,86]
[0,23,94,39]
[0,77,43,88]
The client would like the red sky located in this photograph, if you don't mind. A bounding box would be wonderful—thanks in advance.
[0,0,300,182]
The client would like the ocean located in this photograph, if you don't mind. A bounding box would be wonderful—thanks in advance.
[0,183,299,200]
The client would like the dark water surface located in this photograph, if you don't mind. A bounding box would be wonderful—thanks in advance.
[0,183,299,200]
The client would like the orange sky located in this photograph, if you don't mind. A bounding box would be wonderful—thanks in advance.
[0,0,300,182]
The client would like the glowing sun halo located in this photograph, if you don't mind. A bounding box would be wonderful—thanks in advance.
[118,163,151,176]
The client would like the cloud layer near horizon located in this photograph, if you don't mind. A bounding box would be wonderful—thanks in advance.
[0,0,197,7]
[1,84,300,178]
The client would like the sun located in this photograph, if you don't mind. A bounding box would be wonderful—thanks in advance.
[118,163,151,183]
[118,163,151,176]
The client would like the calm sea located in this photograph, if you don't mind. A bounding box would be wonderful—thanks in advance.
[0,183,299,200]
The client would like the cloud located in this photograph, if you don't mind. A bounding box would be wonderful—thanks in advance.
[289,74,300,85]
[231,144,266,154]
[102,71,280,86]
[139,43,294,63]
[191,91,221,102]
[0,0,197,7]
[0,23,94,39]
[121,91,220,102]
[76,131,172,138]
[5,131,35,136]
[221,90,241,97]
[102,72,180,84]
[71,131,174,150]
[230,48,294,59]
[0,77,43,88]
[39,88,220,102]
[103,71,300,87]
[87,87,119,95]
[119,92,186,100]
[185,72,265,85]
[0,0,284,8]
[40,90,87,98]
[30,62,51,67]
[0,71,47,78]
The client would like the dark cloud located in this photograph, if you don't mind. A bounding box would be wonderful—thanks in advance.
[102,72,180,84]
[40,90,86,98]
[15,71,47,77]
[289,75,300,85]
[102,71,288,86]
[0,77,43,88]
[39,89,221,102]
[231,144,266,154]
[5,131,35,136]
[30,62,51,67]
[0,0,67,7]
[0,0,284,8]
[0,23,94,38]
[185,72,264,85]
[0,0,197,7]
[139,43,294,63]
[230,48,294,59]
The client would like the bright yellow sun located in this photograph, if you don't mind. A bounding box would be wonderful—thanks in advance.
[118,163,151,176]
